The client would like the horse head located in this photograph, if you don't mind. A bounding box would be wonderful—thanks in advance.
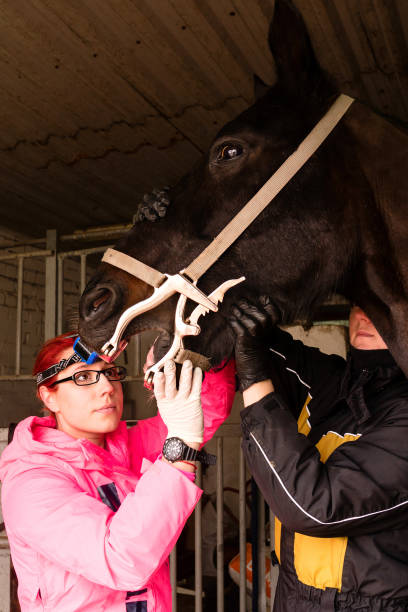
[78,0,408,375]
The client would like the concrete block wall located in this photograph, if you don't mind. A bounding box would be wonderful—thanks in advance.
[0,229,91,375]
[0,255,45,377]
[0,227,98,425]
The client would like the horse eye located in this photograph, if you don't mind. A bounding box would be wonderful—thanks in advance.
[217,143,243,161]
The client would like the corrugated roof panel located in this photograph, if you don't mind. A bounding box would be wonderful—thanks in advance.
[0,0,405,238]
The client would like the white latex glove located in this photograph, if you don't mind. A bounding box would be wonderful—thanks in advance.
[153,359,204,444]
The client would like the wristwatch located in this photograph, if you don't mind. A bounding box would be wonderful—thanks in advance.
[162,437,216,465]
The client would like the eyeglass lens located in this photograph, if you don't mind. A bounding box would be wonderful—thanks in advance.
[73,367,126,386]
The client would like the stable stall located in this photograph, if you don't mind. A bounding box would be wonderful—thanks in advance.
[0,226,348,611]
[0,1,406,611]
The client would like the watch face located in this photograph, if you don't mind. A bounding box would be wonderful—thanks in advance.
[163,437,184,462]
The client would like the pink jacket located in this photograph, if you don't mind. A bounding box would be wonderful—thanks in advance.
[0,361,236,612]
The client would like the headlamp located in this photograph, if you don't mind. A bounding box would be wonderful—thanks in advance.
[36,336,101,386]
[73,337,100,364]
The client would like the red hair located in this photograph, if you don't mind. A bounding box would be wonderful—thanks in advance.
[33,332,76,400]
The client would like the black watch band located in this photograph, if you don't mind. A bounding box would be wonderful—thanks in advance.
[163,437,217,465]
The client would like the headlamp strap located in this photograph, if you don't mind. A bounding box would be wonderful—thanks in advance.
[36,353,82,386]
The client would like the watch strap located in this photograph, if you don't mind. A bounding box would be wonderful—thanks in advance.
[182,445,216,465]
[197,449,217,465]
[163,437,217,465]
[182,445,199,462]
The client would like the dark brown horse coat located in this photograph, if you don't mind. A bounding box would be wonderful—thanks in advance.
[78,0,408,376]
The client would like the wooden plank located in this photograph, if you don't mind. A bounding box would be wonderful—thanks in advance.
[370,0,408,118]
[169,0,266,100]
[201,0,275,87]
[295,0,356,88]
[229,0,277,84]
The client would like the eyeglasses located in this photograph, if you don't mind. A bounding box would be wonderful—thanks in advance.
[50,366,127,387]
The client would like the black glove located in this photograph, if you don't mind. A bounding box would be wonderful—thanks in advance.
[227,297,278,391]
[134,187,171,222]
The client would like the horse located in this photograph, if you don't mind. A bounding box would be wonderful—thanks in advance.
[78,0,408,376]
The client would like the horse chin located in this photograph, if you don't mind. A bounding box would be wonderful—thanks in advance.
[151,330,173,363]
[148,323,233,371]
[184,323,234,369]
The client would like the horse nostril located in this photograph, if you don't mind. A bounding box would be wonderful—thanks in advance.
[92,290,110,311]
[82,286,115,322]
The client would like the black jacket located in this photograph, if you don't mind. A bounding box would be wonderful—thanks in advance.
[241,327,408,612]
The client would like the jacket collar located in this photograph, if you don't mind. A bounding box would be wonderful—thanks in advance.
[340,348,405,424]
[0,416,130,480]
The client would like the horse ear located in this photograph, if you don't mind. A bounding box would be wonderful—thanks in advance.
[253,74,270,101]
[268,0,321,95]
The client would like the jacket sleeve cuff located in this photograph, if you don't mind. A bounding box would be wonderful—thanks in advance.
[241,392,288,427]
[156,454,196,482]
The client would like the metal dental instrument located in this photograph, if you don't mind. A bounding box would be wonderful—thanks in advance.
[101,272,220,359]
[144,277,245,389]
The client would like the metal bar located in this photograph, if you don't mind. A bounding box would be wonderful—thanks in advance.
[0,374,147,383]
[213,423,242,437]
[0,249,52,261]
[170,546,177,612]
[80,254,87,294]
[217,437,224,612]
[0,245,107,261]
[58,245,110,258]
[0,237,45,249]
[0,375,144,383]
[258,488,266,610]
[57,257,64,335]
[0,224,130,251]
[60,225,132,242]
[195,464,203,612]
[239,443,247,612]
[133,334,141,377]
[177,586,197,597]
[313,320,349,327]
[0,375,33,381]
[15,258,24,375]
[44,230,57,341]
[122,375,144,382]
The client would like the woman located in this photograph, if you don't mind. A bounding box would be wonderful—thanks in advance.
[0,333,235,611]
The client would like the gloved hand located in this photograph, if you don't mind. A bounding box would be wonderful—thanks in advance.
[227,296,277,391]
[135,187,171,222]
[153,359,204,444]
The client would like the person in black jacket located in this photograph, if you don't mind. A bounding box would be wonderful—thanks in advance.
[228,298,408,612]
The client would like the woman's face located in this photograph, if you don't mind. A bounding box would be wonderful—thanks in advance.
[40,348,124,445]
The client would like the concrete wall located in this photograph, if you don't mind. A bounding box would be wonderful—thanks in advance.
[0,226,157,426]
[0,227,101,426]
